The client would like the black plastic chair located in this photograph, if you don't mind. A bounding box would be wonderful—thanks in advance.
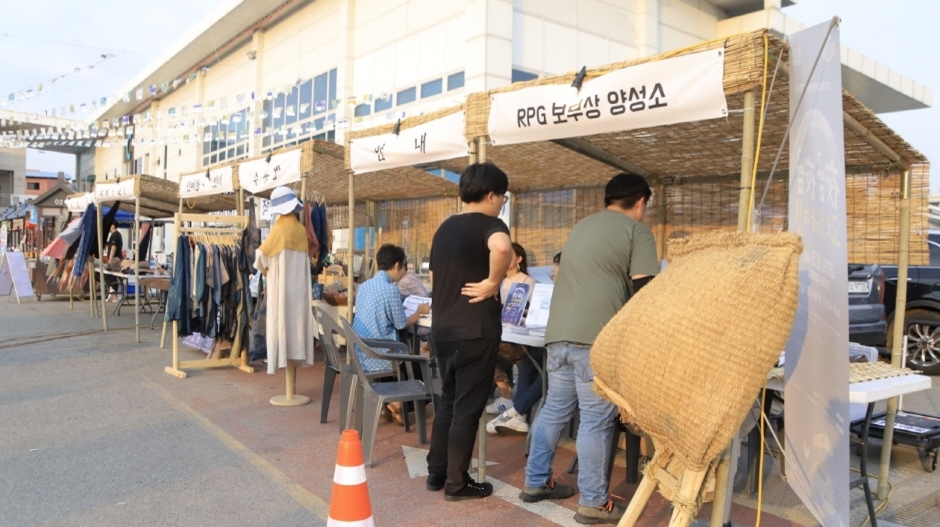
[314,307,397,432]
[342,320,433,467]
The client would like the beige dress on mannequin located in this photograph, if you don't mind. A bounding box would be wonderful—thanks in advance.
[253,214,315,374]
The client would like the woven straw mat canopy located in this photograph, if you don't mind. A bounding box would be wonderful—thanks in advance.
[93,175,203,218]
[450,30,926,192]
[232,140,457,206]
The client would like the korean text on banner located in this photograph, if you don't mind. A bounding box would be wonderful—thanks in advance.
[239,149,302,195]
[349,111,468,174]
[784,20,850,527]
[94,179,136,202]
[180,166,235,198]
[65,193,94,212]
[488,50,727,146]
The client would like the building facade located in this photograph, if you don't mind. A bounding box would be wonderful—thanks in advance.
[86,0,931,186]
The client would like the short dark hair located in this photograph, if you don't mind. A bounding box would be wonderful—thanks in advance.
[511,242,529,275]
[604,173,652,208]
[376,244,407,271]
[553,252,562,265]
[459,162,509,204]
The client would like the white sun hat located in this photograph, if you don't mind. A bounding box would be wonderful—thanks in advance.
[268,186,302,216]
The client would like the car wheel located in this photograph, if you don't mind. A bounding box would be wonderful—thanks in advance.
[887,309,940,375]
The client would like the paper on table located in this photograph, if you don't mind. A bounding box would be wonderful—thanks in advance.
[525,284,554,328]
[403,295,432,317]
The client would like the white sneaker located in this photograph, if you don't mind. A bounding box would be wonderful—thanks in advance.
[486,411,515,434]
[486,397,514,415]
[495,413,529,435]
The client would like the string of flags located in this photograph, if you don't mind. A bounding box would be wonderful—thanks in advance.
[2,54,117,107]
[1,69,436,150]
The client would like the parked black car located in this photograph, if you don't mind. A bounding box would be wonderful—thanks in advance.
[848,263,888,347]
[882,260,940,375]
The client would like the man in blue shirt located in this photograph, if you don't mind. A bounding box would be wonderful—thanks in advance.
[351,244,429,373]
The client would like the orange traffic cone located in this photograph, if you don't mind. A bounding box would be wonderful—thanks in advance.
[328,429,375,526]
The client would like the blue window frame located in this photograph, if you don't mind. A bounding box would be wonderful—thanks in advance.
[512,69,538,83]
[397,87,417,106]
[447,71,465,91]
[421,78,443,98]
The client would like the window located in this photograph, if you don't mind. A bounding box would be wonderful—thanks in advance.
[27,182,40,190]
[512,69,538,83]
[202,108,249,167]
[397,87,417,106]
[447,71,465,91]
[354,103,371,117]
[259,67,340,155]
[374,95,393,113]
[421,78,443,98]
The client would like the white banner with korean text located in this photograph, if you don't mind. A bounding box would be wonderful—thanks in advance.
[239,149,302,195]
[488,50,727,146]
[349,111,468,174]
[94,178,136,202]
[179,166,235,198]
[784,21,849,527]
[65,192,94,212]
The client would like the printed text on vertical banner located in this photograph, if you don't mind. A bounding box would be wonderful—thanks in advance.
[239,149,302,195]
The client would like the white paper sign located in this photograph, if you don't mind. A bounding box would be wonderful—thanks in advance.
[179,166,235,198]
[238,150,302,195]
[488,50,727,146]
[65,192,94,212]
[525,283,554,328]
[349,111,468,174]
[94,178,136,202]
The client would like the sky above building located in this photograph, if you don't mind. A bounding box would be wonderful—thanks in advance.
[2,0,936,188]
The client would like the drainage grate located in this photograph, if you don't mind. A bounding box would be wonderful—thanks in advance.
[882,491,940,527]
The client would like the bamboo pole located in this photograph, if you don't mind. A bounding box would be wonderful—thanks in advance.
[475,136,488,484]
[655,181,666,263]
[134,198,141,343]
[879,167,911,499]
[737,90,756,232]
[347,170,355,326]
[96,203,108,331]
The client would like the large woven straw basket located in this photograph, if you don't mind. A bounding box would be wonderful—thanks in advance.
[591,231,802,471]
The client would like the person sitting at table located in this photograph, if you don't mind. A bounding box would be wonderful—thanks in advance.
[351,244,429,424]
[397,265,429,300]
[486,243,539,432]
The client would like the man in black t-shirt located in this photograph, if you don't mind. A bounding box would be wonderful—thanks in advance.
[426,162,513,501]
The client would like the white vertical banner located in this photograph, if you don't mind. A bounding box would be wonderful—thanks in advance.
[349,111,469,174]
[238,149,302,195]
[784,20,850,527]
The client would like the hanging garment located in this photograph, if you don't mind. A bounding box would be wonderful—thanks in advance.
[304,202,320,264]
[254,214,315,374]
[165,235,193,336]
[71,204,96,279]
[248,273,268,362]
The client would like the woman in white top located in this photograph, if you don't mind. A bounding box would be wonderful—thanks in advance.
[487,243,538,428]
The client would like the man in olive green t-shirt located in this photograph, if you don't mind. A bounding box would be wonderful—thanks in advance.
[521,173,659,525]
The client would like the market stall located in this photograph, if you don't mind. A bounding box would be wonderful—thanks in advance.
[165,161,253,378]
[420,28,927,525]
[93,175,209,342]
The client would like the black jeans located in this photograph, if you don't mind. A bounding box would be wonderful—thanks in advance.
[426,338,499,493]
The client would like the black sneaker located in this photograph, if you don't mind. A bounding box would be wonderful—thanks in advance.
[444,480,494,501]
[426,474,445,491]
[519,478,575,503]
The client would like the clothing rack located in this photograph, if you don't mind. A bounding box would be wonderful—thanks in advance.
[165,212,252,379]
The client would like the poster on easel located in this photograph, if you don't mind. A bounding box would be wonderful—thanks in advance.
[0,251,35,303]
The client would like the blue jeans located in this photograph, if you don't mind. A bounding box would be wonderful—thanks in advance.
[524,342,618,507]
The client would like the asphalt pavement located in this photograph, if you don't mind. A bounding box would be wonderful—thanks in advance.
[1,296,938,527]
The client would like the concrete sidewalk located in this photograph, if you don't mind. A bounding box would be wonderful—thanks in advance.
[0,298,937,526]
